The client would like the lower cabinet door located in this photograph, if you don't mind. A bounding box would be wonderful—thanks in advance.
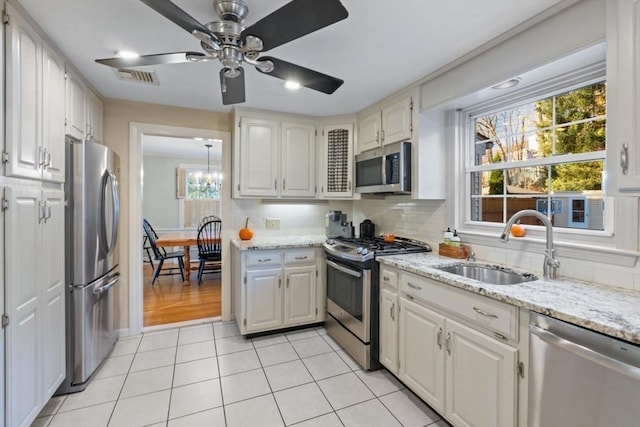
[445,318,518,427]
[245,268,283,332]
[283,265,316,326]
[379,287,398,373]
[398,296,446,414]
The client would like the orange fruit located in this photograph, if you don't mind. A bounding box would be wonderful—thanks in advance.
[511,224,526,237]
[239,217,254,240]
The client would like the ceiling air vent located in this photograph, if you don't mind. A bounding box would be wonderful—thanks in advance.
[113,68,159,85]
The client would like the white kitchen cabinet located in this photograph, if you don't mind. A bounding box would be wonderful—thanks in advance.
[379,265,399,374]
[5,185,65,427]
[379,266,520,427]
[4,4,65,183]
[234,247,322,334]
[606,0,640,195]
[235,115,316,198]
[86,89,103,143]
[357,96,413,153]
[445,318,517,427]
[281,122,316,198]
[319,123,354,198]
[65,68,86,141]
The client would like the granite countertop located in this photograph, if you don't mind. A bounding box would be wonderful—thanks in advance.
[231,235,326,251]
[377,253,640,345]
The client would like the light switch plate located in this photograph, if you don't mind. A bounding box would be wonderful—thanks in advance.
[266,218,280,230]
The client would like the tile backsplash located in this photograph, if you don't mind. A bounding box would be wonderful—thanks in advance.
[231,196,639,292]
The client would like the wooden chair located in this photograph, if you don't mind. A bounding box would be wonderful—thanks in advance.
[196,217,222,286]
[142,233,154,269]
[143,219,185,284]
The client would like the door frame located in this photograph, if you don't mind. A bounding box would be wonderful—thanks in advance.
[129,122,232,336]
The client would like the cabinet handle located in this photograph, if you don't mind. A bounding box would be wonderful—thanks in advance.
[376,130,380,144]
[446,332,451,355]
[473,306,498,318]
[38,201,46,223]
[286,277,289,288]
[283,179,286,190]
[390,302,395,321]
[45,202,51,221]
[294,256,308,260]
[38,147,46,167]
[437,327,443,350]
[407,282,422,290]
[621,142,629,175]
[348,180,351,191]
[383,275,390,282]
[278,277,281,288]
[257,258,272,262]
[44,151,52,169]
[274,179,277,190]
[381,130,385,143]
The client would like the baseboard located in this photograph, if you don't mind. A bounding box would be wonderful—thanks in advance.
[141,316,223,333]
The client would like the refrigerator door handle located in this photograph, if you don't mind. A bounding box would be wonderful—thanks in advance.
[101,170,120,254]
[92,272,120,295]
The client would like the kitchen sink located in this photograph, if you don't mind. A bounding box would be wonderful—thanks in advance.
[436,264,538,285]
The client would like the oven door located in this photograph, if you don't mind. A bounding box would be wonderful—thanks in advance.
[326,258,370,343]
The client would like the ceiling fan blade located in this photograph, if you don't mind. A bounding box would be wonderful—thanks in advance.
[220,67,246,105]
[256,57,343,94]
[95,52,206,68]
[140,0,219,42]
[241,0,348,52]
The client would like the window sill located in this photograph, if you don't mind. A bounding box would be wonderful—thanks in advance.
[457,229,639,268]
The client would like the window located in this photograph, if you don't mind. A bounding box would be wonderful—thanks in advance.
[178,166,223,228]
[466,80,607,231]
[186,169,222,199]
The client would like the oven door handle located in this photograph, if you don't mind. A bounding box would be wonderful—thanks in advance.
[326,259,362,278]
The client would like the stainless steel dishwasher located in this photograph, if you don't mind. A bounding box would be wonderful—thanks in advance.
[528,312,640,427]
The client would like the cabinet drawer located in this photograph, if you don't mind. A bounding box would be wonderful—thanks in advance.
[400,272,518,340]
[246,251,282,268]
[284,249,316,265]
[380,265,399,290]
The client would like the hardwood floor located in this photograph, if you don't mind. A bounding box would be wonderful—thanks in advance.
[143,263,222,327]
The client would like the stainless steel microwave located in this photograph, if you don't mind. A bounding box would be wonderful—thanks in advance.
[355,140,411,194]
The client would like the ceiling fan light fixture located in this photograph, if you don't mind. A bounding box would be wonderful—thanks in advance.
[284,80,301,90]
[492,78,521,90]
[114,50,139,59]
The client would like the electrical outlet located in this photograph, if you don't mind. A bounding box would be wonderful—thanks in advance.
[266,218,280,230]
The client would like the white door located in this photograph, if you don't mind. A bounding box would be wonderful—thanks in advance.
[41,41,66,183]
[5,186,42,427]
[382,97,412,145]
[5,3,41,180]
[607,0,640,194]
[41,189,66,397]
[245,268,282,332]
[379,287,398,374]
[281,122,316,197]
[321,124,354,198]
[65,68,85,140]
[445,319,517,427]
[239,117,279,197]
[358,111,382,153]
[398,296,445,414]
[283,265,316,326]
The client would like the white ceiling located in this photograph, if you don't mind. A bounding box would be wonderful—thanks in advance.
[142,135,223,159]
[17,0,563,117]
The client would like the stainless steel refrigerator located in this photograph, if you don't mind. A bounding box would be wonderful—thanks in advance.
[56,138,120,394]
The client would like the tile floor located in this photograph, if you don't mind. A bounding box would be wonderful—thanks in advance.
[31,322,451,427]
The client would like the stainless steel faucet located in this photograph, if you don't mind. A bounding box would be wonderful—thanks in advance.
[499,209,560,279]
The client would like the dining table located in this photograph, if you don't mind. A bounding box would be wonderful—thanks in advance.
[155,230,220,283]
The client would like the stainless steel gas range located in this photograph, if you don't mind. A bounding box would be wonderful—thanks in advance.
[324,236,432,369]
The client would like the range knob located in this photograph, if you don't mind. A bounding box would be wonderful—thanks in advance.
[361,248,369,255]
[356,247,363,254]
[326,239,335,245]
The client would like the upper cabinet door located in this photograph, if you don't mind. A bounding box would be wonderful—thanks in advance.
[5,2,42,180]
[382,97,413,145]
[87,90,103,143]
[281,122,316,198]
[41,42,65,183]
[320,124,354,199]
[65,68,86,141]
[239,117,279,197]
[358,111,382,153]
[606,0,640,194]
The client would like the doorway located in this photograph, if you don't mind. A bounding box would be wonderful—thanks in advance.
[129,123,232,336]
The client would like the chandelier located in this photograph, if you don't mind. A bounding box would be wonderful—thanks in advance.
[196,143,222,196]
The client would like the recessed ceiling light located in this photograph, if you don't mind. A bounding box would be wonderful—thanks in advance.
[492,78,521,90]
[284,80,301,90]
[114,50,139,59]
[194,137,203,141]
